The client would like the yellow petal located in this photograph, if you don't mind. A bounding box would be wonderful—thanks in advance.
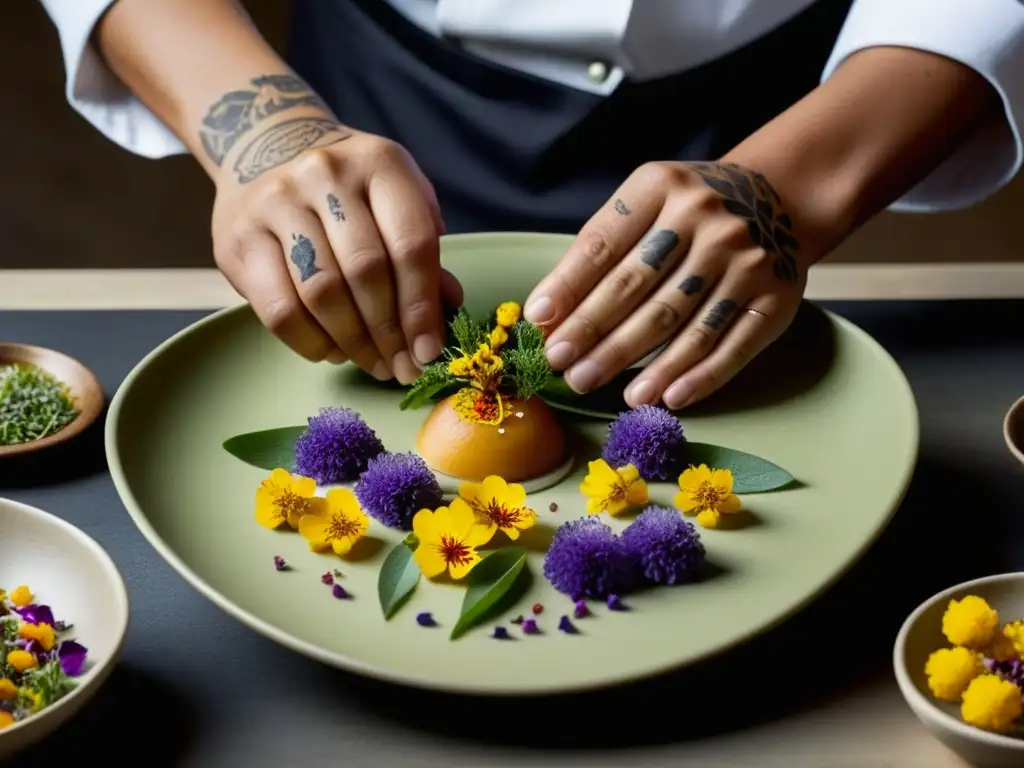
[448,550,482,580]
[515,508,537,530]
[447,497,477,537]
[431,504,457,534]
[696,508,721,529]
[588,459,619,484]
[465,521,497,547]
[710,468,734,494]
[586,497,605,514]
[580,479,610,498]
[626,479,649,507]
[606,497,629,517]
[719,493,742,514]
[673,490,698,513]
[254,503,285,529]
[414,545,448,578]
[617,464,640,484]
[298,515,327,539]
[481,475,507,503]
[504,527,521,540]
[290,473,318,497]
[457,481,483,504]
[501,482,527,509]
[268,467,293,487]
[332,536,356,556]
[326,488,363,518]
[413,508,436,542]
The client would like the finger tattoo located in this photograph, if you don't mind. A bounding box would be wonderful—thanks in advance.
[640,229,680,270]
[327,193,345,222]
[678,275,705,296]
[614,198,630,216]
[290,234,321,282]
[702,299,737,329]
[688,162,800,284]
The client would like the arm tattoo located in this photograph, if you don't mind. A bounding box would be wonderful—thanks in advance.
[233,117,352,184]
[199,74,328,166]
[327,193,345,222]
[614,199,630,216]
[678,275,704,296]
[639,229,679,270]
[290,234,321,282]
[688,162,800,283]
[702,299,737,329]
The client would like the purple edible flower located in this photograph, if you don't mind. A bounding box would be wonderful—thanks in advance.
[273,556,288,571]
[622,505,705,585]
[558,615,578,634]
[522,618,539,634]
[573,599,589,619]
[602,405,686,481]
[57,640,88,677]
[607,594,626,611]
[294,407,385,484]
[332,584,349,599]
[355,452,443,531]
[416,612,436,627]
[985,657,1024,688]
[14,604,56,626]
[492,626,510,639]
[543,517,637,600]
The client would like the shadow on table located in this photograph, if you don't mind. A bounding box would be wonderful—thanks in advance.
[7,663,198,767]
[0,402,109,490]
[315,450,1016,750]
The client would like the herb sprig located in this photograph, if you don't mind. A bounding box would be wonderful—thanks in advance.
[0,363,79,445]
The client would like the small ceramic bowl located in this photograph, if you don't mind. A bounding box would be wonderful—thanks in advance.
[894,573,1024,767]
[1004,395,1024,468]
[0,343,105,459]
[0,497,129,759]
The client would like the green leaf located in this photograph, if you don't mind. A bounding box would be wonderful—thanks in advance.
[539,376,623,420]
[684,442,795,494]
[449,307,488,352]
[399,361,457,410]
[222,426,305,471]
[450,548,528,640]
[378,543,421,620]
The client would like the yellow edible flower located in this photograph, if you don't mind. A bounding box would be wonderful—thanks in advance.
[942,595,999,649]
[297,488,369,557]
[0,711,13,729]
[580,459,648,517]
[6,650,36,673]
[458,475,536,542]
[1002,620,1024,656]
[19,688,41,713]
[9,586,32,607]
[924,647,984,701]
[448,355,473,378]
[254,468,325,530]
[488,325,509,350]
[495,302,521,328]
[412,498,491,580]
[961,674,1023,733]
[674,465,742,529]
[18,622,55,652]
[0,679,17,701]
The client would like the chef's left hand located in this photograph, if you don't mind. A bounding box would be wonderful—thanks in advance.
[523,160,812,410]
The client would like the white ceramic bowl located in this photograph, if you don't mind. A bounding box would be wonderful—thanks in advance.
[894,573,1024,767]
[0,497,129,759]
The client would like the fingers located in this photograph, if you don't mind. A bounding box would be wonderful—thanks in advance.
[440,268,464,310]
[368,156,446,372]
[523,168,667,329]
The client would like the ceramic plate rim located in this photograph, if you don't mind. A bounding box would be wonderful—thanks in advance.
[105,232,920,695]
[0,496,130,736]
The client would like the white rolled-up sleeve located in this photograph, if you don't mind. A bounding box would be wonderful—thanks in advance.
[821,0,1024,212]
[40,0,187,158]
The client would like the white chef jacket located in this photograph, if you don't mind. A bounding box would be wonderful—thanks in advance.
[40,0,1024,213]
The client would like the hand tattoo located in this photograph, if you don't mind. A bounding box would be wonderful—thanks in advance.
[233,118,352,183]
[614,199,630,216]
[291,234,320,282]
[688,162,800,283]
[639,229,679,270]
[199,74,328,166]
[678,275,704,296]
[702,299,737,329]
[327,193,345,222]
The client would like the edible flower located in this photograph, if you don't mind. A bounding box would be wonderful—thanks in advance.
[924,647,984,701]
[960,674,1023,733]
[9,586,32,607]
[56,641,88,677]
[580,459,648,517]
[602,405,686,481]
[294,406,385,484]
[1001,619,1024,656]
[621,505,705,585]
[942,595,999,649]
[674,464,741,529]
[254,468,324,530]
[488,325,509,350]
[542,517,637,599]
[356,452,444,531]
[0,712,13,729]
[297,488,370,557]
[13,604,55,627]
[18,622,55,652]
[6,650,36,673]
[495,302,521,328]
[458,475,536,542]
[0,679,16,700]
[411,498,491,580]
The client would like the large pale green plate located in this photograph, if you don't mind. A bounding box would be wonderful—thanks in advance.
[106,233,918,695]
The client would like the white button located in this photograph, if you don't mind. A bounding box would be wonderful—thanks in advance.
[587,61,609,83]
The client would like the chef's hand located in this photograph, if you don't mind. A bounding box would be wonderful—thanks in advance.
[523,161,810,410]
[211,123,461,384]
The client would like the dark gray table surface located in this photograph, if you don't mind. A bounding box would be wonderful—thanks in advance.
[2,302,1024,767]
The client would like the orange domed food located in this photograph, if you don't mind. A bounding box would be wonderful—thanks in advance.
[416,391,566,482]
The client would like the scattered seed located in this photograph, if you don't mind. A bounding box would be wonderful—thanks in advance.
[332,584,349,599]
[321,571,334,585]
[273,556,288,571]
[558,615,578,634]
[416,612,436,627]
[549,502,558,512]
[492,626,510,640]
[522,618,539,634]
[532,603,544,615]
[573,599,589,619]
[607,594,626,611]
[510,614,525,625]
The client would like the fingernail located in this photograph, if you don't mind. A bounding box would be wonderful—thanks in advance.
[566,361,600,393]
[326,349,348,365]
[524,296,554,324]
[545,341,576,370]
[663,380,695,410]
[392,351,419,384]
[413,334,441,366]
[628,379,655,406]
[371,360,392,381]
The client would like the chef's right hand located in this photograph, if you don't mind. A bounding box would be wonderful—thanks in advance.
[210,119,461,384]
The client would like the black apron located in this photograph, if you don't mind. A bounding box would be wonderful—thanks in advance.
[288,0,854,234]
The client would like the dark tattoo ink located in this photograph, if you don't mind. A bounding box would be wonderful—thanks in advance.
[688,162,801,284]
[233,118,352,184]
[639,229,679,270]
[199,74,328,166]
[290,234,320,282]
[327,193,345,222]
[702,299,737,330]
[614,199,630,216]
[678,275,704,296]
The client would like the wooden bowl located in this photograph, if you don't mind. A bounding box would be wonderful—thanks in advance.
[0,343,105,459]
[1004,395,1024,468]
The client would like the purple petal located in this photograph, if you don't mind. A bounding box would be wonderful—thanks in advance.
[14,604,56,626]
[57,640,88,677]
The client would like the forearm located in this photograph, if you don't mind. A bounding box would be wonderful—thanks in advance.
[95,0,333,179]
[723,46,1000,260]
